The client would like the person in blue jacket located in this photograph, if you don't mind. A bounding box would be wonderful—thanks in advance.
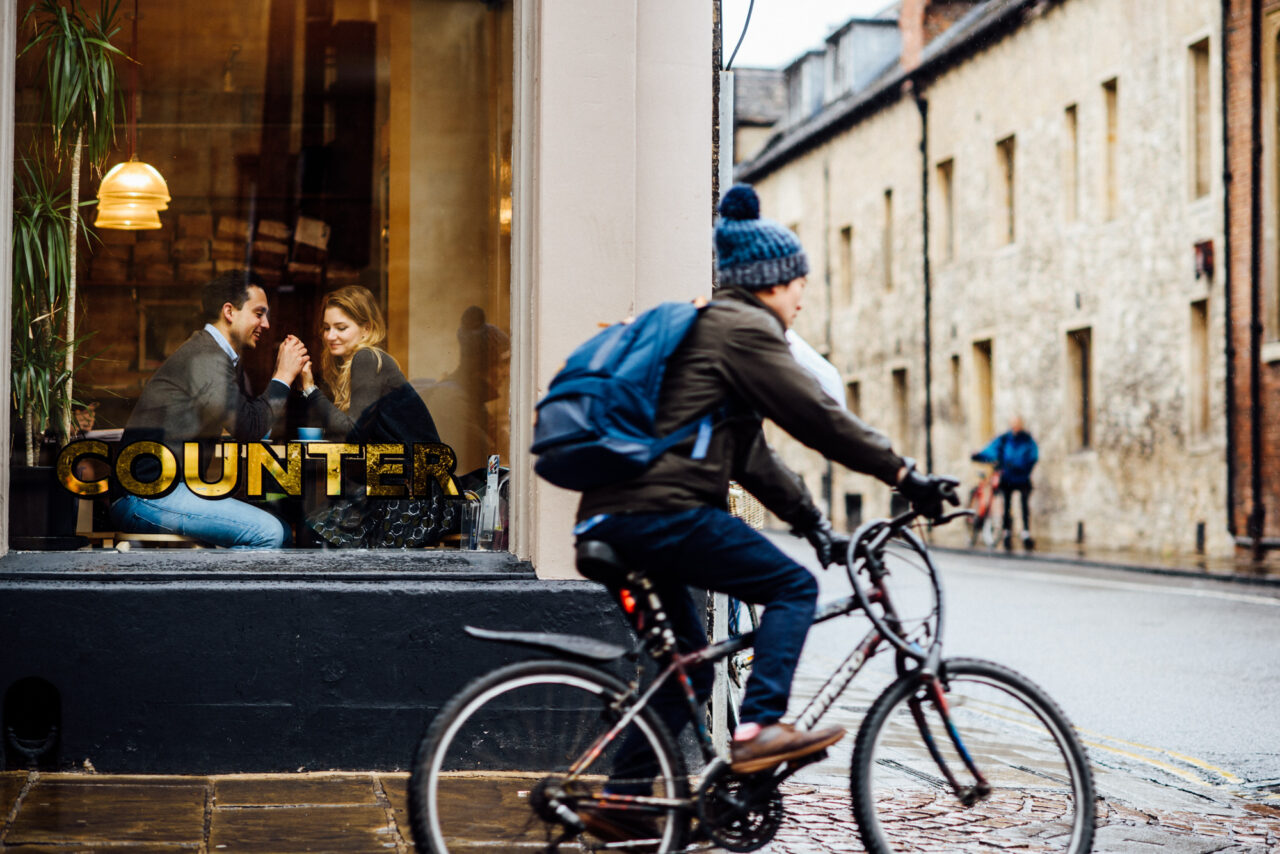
[972,416,1039,550]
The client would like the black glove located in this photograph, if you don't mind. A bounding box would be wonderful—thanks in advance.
[794,515,851,568]
[896,468,960,520]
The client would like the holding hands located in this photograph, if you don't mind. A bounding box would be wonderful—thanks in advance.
[273,334,311,385]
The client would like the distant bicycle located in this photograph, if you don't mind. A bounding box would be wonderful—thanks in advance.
[407,500,1095,854]
[966,468,1005,549]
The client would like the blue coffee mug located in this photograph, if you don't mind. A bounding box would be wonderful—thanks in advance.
[296,426,324,442]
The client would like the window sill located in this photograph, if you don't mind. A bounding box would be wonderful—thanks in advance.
[0,547,532,582]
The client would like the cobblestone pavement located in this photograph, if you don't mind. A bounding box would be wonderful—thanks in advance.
[768,782,1280,853]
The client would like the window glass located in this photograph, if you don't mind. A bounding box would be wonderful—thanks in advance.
[11,0,513,552]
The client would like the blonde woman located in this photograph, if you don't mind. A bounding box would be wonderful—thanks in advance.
[300,285,450,547]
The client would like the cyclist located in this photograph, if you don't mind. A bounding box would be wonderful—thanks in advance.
[574,184,957,798]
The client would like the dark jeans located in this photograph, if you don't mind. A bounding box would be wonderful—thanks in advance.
[999,481,1032,536]
[583,507,819,735]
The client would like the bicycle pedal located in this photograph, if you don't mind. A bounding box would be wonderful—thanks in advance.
[789,747,829,769]
[771,748,829,782]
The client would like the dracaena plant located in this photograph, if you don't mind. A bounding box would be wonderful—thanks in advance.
[19,0,125,444]
[11,154,93,465]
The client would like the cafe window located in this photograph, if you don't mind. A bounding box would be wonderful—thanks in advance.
[11,0,514,552]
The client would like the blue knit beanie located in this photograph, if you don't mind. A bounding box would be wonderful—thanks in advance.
[714,184,809,289]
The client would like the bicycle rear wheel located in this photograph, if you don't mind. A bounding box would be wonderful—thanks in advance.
[852,658,1095,854]
[409,659,689,853]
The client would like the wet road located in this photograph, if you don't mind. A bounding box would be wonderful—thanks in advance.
[772,532,1280,807]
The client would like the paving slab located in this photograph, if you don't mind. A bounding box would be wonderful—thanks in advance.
[208,804,398,852]
[2,846,198,852]
[376,773,414,848]
[5,778,205,846]
[214,775,379,807]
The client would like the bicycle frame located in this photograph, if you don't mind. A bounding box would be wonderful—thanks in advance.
[547,507,990,836]
[567,509,961,797]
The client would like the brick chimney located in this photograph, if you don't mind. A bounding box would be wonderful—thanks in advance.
[899,0,983,71]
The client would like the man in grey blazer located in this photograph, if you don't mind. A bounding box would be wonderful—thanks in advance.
[111,270,310,548]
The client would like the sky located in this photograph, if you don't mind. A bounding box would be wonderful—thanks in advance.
[722,0,897,70]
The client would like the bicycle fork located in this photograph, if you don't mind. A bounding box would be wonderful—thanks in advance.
[908,674,993,806]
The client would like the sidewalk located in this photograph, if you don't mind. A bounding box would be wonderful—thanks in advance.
[934,540,1280,587]
[0,770,416,852]
[4,768,1278,852]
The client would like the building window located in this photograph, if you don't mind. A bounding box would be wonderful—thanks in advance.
[936,158,955,261]
[839,225,854,304]
[1190,299,1210,440]
[972,339,993,446]
[1067,328,1093,450]
[949,353,962,421]
[1064,104,1079,221]
[996,136,1016,244]
[892,368,909,453]
[847,380,861,417]
[1190,39,1212,200]
[844,493,863,532]
[11,0,515,553]
[1103,78,1118,220]
[883,189,894,291]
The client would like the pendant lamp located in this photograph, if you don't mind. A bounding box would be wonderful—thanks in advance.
[96,0,169,230]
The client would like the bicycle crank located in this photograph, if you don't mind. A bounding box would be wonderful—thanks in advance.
[695,766,784,852]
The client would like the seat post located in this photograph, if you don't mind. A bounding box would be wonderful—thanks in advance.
[623,571,677,659]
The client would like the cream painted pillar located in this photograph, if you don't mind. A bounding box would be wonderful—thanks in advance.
[510,0,712,578]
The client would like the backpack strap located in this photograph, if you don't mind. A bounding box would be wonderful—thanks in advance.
[651,404,732,462]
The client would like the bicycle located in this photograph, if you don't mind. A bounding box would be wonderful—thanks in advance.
[408,503,1096,853]
[966,467,1005,549]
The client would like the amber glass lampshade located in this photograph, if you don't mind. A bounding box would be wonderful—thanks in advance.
[94,199,163,230]
[96,158,171,223]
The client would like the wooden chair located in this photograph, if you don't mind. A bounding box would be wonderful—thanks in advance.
[76,498,206,549]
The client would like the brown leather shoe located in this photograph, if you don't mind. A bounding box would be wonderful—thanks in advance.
[729,722,846,774]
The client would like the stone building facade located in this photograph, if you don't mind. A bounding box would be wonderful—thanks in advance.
[1223,0,1280,561]
[739,0,1232,558]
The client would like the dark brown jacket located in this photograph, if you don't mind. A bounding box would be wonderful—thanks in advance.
[120,329,290,482]
[577,288,904,528]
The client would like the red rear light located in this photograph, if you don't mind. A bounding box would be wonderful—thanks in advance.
[620,589,637,613]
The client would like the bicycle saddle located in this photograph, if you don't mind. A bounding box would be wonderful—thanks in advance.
[575,540,629,586]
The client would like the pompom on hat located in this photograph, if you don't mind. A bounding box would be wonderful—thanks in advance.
[714,184,809,289]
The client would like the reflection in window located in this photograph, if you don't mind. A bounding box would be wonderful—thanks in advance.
[13,0,514,551]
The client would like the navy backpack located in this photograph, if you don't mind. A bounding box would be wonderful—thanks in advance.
[531,301,717,491]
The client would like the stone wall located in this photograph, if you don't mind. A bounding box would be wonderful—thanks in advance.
[749,0,1231,557]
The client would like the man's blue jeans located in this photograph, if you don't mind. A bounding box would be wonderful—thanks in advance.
[111,482,288,549]
[582,507,818,735]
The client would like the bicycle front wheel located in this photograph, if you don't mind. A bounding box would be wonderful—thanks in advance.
[852,658,1095,854]
[409,659,689,853]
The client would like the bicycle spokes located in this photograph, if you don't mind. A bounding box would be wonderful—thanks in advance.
[854,660,1094,854]
[907,677,992,805]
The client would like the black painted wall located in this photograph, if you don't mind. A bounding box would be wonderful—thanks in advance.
[0,550,631,774]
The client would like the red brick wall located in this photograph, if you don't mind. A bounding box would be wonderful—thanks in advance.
[900,1,982,71]
[900,0,926,70]
[1224,0,1280,550]
[925,1,983,44]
